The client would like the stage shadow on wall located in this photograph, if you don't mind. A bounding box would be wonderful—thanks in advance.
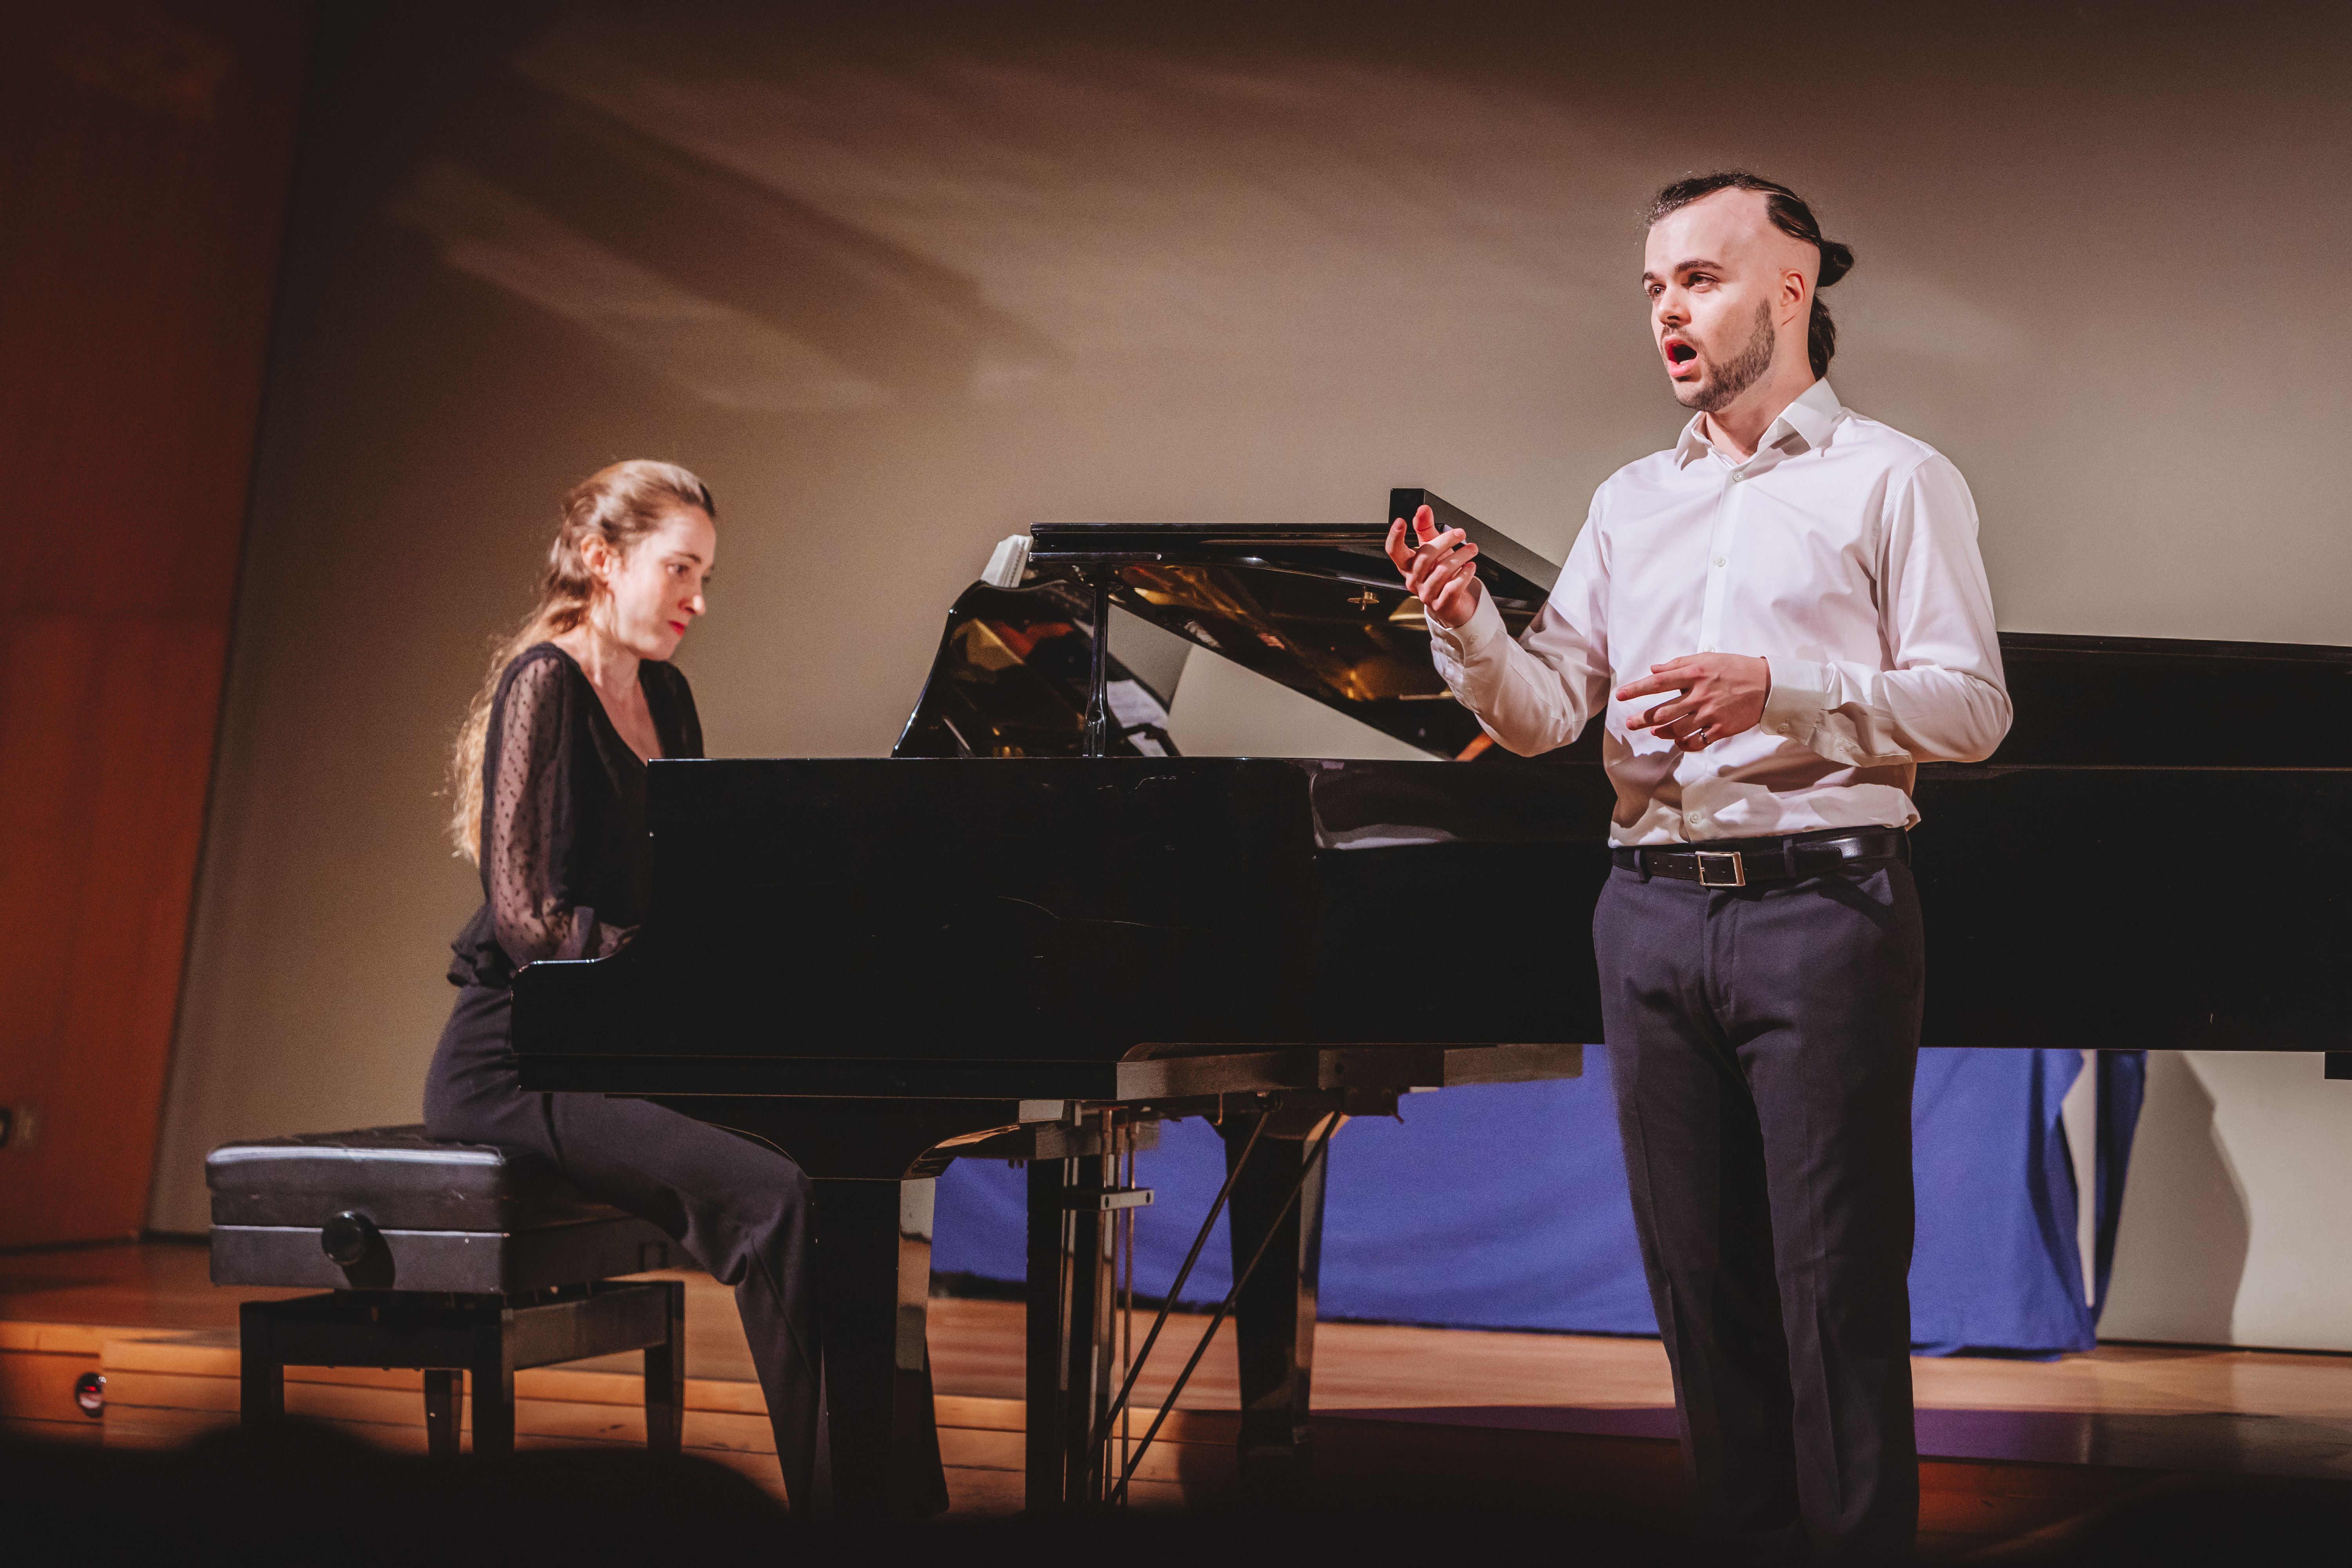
[392,76,1066,416]
[2100,1053,2251,1345]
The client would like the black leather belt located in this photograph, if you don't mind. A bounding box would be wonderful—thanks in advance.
[1611,829,1909,888]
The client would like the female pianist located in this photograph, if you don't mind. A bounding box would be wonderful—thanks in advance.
[423,459,927,1507]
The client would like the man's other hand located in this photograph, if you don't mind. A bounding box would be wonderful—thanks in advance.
[1617,653,1771,751]
[1384,505,1484,630]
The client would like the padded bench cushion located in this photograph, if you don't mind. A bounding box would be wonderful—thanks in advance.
[207,1125,676,1294]
[207,1125,619,1230]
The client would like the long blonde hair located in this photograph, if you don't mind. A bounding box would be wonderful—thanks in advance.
[448,459,716,861]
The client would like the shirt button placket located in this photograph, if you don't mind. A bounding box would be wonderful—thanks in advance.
[1700,468,1738,657]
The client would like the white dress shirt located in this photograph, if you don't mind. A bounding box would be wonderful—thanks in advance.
[1429,379,2011,844]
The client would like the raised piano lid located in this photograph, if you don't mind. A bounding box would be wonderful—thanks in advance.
[895,490,1566,762]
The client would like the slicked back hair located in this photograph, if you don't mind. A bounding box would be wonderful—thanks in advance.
[1648,172,1853,379]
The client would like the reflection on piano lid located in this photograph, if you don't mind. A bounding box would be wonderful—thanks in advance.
[894,581,1180,760]
[911,489,1580,762]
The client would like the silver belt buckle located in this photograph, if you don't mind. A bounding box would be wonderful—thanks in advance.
[1696,850,1746,888]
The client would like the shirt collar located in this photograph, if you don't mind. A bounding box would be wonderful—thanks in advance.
[1675,378,1845,469]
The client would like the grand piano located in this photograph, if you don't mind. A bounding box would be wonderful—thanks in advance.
[512,489,2352,1515]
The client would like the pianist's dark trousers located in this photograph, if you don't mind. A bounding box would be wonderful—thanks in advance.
[425,982,823,1505]
[1595,853,1924,1566]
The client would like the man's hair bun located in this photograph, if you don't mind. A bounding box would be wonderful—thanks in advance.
[1817,238,1855,290]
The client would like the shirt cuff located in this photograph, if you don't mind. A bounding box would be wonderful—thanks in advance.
[1758,656,1830,743]
[1428,588,1508,661]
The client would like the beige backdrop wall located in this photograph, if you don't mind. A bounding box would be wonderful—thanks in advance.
[154,0,2352,1347]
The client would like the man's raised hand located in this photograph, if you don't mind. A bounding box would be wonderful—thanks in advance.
[1384,504,1484,630]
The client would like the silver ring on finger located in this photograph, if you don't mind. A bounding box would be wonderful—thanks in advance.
[1690,727,1710,746]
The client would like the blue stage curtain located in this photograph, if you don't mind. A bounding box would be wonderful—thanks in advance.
[932,1045,2145,1357]
[1908,1047,2144,1356]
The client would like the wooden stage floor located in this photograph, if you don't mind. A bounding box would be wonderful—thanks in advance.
[7,1240,2350,1558]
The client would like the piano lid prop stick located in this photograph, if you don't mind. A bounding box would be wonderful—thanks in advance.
[1119,1123,1138,1503]
[1082,574,1113,757]
[1107,1114,1341,1504]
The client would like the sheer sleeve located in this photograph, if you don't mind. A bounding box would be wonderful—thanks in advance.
[485,655,629,966]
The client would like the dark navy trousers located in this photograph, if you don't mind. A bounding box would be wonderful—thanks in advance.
[1595,857,1925,1565]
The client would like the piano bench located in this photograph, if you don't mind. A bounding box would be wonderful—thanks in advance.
[206,1126,684,1457]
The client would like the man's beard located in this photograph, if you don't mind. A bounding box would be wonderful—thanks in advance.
[1683,301,1776,413]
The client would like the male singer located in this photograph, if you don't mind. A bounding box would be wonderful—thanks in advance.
[1385,172,2010,1564]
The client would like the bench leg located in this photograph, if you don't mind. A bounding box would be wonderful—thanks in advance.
[238,1301,284,1427]
[643,1280,684,1457]
[423,1368,462,1457]
[471,1314,516,1457]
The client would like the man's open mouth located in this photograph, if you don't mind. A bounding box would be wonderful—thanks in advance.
[1666,340,1699,366]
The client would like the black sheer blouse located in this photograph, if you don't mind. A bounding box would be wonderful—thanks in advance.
[448,644,702,991]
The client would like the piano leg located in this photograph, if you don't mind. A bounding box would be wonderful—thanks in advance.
[1024,1153,1116,1507]
[1065,1149,1115,1502]
[811,1176,950,1518]
[1025,1158,1065,1509]
[1218,1112,1329,1504]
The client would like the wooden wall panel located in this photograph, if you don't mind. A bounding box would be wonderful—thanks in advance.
[0,1,311,1246]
